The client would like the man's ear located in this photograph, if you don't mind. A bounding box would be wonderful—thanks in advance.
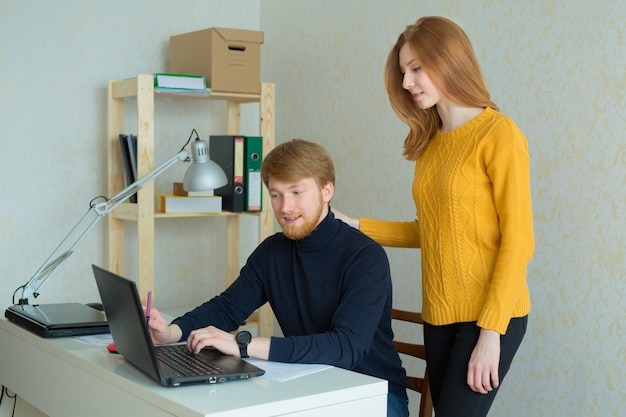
[322,181,334,203]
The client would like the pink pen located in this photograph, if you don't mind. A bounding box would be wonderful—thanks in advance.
[146,290,152,321]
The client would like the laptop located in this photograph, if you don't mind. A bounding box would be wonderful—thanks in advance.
[5,302,109,338]
[91,264,265,387]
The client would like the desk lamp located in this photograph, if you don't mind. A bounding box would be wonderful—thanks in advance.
[13,130,227,305]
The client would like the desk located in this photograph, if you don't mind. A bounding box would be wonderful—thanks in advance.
[0,318,387,417]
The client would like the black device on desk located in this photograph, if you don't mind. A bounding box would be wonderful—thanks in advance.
[91,264,265,387]
[5,302,109,338]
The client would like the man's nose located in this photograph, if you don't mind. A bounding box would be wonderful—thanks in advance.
[280,195,295,212]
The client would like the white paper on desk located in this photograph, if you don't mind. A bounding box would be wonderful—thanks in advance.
[244,359,332,382]
[75,333,113,347]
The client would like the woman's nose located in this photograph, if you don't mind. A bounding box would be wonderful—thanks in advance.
[402,73,413,89]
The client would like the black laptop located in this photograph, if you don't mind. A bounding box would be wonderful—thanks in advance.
[91,264,265,387]
[5,302,109,338]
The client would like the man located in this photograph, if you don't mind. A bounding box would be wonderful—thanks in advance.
[147,139,408,416]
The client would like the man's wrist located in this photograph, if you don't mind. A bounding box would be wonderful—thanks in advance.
[250,337,271,360]
[169,324,183,343]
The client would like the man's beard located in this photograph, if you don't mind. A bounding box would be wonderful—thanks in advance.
[279,196,324,240]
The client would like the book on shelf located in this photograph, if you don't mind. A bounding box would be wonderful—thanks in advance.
[127,133,138,180]
[172,182,215,197]
[118,133,137,203]
[157,193,222,213]
[154,87,212,96]
[153,73,207,90]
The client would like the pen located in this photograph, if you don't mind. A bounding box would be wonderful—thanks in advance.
[146,290,152,321]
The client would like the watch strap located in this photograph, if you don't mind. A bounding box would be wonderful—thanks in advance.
[239,343,249,358]
[236,330,251,358]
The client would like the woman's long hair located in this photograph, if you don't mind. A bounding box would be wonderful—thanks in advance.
[384,16,498,160]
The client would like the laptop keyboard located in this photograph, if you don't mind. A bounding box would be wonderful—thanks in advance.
[156,344,225,377]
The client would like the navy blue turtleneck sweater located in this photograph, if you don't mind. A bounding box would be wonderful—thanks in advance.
[172,210,407,399]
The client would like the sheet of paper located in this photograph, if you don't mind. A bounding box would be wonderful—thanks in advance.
[244,359,332,382]
[75,333,113,347]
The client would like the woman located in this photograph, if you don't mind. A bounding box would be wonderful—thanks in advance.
[334,16,534,416]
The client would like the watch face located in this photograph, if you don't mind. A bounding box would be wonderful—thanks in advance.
[237,330,252,344]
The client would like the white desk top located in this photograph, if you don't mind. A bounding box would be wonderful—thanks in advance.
[0,317,387,417]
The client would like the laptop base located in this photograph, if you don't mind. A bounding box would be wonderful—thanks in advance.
[5,303,109,338]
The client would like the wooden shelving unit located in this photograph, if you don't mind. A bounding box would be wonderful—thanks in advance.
[106,74,274,337]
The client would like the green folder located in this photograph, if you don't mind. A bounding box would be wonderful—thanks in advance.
[244,136,263,212]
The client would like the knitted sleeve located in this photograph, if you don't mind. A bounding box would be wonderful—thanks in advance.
[477,119,534,333]
[359,217,420,248]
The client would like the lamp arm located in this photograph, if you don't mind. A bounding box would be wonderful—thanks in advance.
[95,150,188,215]
[18,150,189,304]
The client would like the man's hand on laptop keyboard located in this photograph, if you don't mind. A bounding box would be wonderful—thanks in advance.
[187,326,238,356]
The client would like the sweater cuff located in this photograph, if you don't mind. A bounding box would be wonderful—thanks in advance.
[478,294,532,334]
[477,308,512,335]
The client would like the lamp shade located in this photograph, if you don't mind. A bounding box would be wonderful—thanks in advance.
[183,139,228,191]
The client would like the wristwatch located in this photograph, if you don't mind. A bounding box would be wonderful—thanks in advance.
[236,330,252,358]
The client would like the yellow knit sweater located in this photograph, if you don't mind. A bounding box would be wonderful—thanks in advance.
[360,108,534,334]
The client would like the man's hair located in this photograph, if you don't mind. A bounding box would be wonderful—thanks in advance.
[261,139,335,189]
[384,16,498,160]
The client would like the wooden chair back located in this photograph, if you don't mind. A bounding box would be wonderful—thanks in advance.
[391,308,433,417]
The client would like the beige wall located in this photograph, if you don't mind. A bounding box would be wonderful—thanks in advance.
[261,0,625,416]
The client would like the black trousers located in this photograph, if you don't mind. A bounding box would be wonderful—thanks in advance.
[424,316,528,417]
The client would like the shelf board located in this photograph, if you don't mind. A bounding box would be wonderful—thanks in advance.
[156,90,261,103]
[112,202,259,221]
[111,76,261,103]
[154,210,241,219]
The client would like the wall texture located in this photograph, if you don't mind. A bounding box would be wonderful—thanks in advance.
[261,0,625,416]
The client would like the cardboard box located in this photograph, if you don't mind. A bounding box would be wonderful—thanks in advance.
[169,27,264,94]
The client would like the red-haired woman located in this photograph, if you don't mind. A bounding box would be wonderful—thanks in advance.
[334,16,534,417]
